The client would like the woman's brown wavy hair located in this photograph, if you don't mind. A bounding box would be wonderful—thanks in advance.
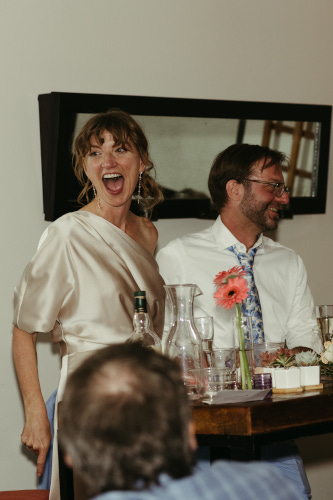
[73,109,163,212]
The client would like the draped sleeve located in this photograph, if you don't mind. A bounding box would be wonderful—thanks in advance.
[13,223,76,335]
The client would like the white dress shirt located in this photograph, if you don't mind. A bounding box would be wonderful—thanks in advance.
[156,217,317,351]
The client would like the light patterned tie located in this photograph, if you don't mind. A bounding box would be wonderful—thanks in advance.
[228,245,265,343]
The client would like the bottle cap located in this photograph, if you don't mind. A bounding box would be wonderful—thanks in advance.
[134,291,147,312]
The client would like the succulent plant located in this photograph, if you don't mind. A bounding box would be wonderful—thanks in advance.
[294,351,319,366]
[261,348,296,368]
[271,352,295,368]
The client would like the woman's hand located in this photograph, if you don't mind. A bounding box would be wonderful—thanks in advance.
[21,400,52,476]
[13,327,52,476]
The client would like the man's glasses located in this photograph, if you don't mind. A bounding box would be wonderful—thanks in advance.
[242,178,291,198]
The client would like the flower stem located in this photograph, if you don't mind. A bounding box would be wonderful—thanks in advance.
[236,304,253,390]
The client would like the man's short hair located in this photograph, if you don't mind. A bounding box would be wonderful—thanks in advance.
[208,143,288,212]
[59,343,195,497]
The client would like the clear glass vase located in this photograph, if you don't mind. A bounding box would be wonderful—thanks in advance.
[233,314,255,390]
[164,284,205,400]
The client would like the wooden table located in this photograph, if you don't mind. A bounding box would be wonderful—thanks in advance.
[192,386,333,461]
[60,386,333,498]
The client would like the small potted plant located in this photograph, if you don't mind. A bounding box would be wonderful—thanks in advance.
[270,349,301,390]
[294,351,320,386]
[259,348,300,390]
[268,349,296,368]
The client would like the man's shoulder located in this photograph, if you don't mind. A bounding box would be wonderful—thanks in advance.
[262,235,298,257]
[261,237,306,275]
[206,460,302,499]
[92,461,302,500]
[157,225,214,256]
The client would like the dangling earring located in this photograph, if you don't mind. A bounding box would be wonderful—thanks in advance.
[137,172,143,204]
[92,185,101,214]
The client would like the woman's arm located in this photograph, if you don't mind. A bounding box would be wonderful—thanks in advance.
[12,326,52,477]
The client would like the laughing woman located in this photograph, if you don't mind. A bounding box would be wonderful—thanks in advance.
[12,109,165,499]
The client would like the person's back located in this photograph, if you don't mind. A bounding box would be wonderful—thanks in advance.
[59,343,304,500]
[92,460,305,500]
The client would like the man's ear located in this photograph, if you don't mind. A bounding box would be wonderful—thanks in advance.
[64,452,74,469]
[226,179,244,202]
[188,420,198,452]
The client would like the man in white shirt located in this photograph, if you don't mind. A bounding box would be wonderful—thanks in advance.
[156,144,316,499]
[157,144,317,352]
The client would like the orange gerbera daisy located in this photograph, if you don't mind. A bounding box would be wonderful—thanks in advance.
[213,266,247,288]
[213,276,248,310]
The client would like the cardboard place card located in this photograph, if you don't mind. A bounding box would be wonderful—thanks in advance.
[203,389,272,405]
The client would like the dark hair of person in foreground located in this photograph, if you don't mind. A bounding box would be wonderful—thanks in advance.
[59,343,195,497]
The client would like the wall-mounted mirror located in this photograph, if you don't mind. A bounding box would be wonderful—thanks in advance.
[38,92,332,221]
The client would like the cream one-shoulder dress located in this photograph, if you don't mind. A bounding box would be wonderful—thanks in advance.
[13,211,165,500]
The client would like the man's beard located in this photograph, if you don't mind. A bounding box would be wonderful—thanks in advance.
[240,192,280,233]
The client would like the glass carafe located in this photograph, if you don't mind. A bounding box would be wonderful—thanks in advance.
[164,284,205,400]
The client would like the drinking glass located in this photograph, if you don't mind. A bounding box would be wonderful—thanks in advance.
[211,348,237,389]
[254,342,285,368]
[316,305,333,342]
[194,316,214,366]
[191,367,227,401]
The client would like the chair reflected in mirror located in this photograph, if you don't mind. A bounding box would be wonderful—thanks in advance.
[262,120,315,197]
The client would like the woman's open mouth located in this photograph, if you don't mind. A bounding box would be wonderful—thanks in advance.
[103,173,124,194]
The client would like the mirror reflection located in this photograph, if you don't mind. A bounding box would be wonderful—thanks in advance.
[38,92,332,220]
[74,114,320,201]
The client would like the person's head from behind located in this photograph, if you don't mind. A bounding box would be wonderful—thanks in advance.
[208,143,290,232]
[59,343,197,497]
[73,109,163,211]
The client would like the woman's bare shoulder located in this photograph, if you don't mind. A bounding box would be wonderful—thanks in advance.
[129,213,158,254]
[140,215,157,233]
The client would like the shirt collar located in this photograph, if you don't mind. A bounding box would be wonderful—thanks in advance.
[212,216,265,254]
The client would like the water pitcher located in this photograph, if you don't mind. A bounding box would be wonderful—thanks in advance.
[164,284,205,400]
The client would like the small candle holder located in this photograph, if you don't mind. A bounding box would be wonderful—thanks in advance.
[254,372,273,390]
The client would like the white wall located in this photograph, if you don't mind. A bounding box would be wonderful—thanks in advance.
[1,0,333,496]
